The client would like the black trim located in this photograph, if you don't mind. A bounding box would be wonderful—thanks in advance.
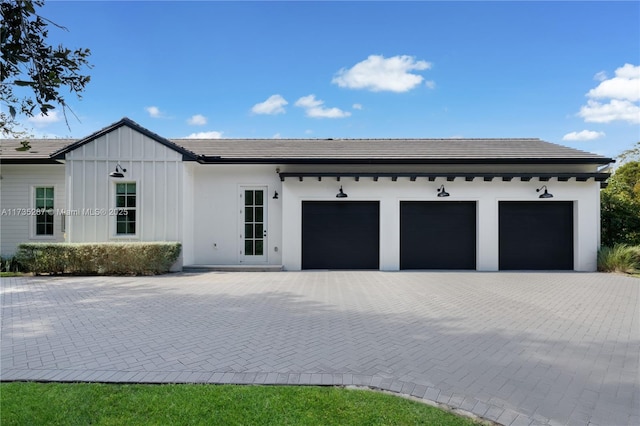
[279,172,610,182]
[51,117,199,161]
[199,157,613,165]
[0,158,64,164]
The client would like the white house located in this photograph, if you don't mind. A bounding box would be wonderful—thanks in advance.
[0,117,612,271]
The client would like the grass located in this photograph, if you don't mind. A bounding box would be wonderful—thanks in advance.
[597,244,640,275]
[0,382,480,425]
[0,272,26,277]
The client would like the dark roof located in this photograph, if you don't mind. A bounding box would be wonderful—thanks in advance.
[175,138,613,164]
[0,118,613,165]
[0,138,74,164]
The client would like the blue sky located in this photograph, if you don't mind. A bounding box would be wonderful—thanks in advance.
[20,1,640,158]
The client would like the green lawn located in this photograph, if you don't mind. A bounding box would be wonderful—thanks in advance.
[0,382,480,425]
[0,272,25,277]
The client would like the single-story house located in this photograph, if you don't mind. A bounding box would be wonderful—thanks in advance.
[0,117,613,271]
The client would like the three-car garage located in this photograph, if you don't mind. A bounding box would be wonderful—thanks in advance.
[299,199,575,271]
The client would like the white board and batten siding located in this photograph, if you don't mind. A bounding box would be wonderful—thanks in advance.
[65,126,184,247]
[0,164,66,256]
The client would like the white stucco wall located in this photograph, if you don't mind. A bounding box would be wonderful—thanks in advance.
[0,164,66,256]
[281,176,602,271]
[189,164,282,266]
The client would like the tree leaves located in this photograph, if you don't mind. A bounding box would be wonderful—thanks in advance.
[1,0,92,137]
[601,160,640,246]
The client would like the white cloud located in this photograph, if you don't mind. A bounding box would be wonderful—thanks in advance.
[562,130,606,141]
[587,64,640,102]
[184,131,223,139]
[425,80,436,89]
[145,106,165,118]
[579,99,640,124]
[352,103,363,110]
[577,64,640,124]
[251,94,288,115]
[332,54,432,93]
[27,110,61,127]
[272,133,281,139]
[187,114,207,126]
[295,95,351,119]
[594,71,607,82]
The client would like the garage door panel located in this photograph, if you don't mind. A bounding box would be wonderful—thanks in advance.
[499,201,573,270]
[401,202,476,270]
[302,201,379,270]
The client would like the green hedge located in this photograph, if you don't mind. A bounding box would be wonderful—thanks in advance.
[16,242,181,275]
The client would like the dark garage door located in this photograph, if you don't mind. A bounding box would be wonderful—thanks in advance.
[499,201,573,270]
[302,201,379,269]
[400,201,476,269]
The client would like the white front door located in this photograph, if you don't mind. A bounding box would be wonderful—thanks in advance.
[239,187,267,263]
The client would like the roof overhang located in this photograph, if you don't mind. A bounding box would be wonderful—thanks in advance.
[198,157,614,165]
[0,158,64,165]
[279,171,610,183]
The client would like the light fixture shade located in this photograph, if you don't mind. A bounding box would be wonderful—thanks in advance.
[109,163,127,178]
[336,186,348,198]
[437,184,450,197]
[536,185,553,198]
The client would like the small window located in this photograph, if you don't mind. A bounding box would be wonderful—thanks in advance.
[115,182,136,235]
[35,187,54,236]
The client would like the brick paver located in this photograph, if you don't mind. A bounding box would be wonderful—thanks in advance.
[1,272,638,425]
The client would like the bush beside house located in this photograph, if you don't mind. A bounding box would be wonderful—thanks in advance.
[16,242,181,275]
[597,244,640,274]
[598,156,640,275]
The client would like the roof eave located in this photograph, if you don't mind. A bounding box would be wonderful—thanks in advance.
[0,158,64,165]
[197,156,614,165]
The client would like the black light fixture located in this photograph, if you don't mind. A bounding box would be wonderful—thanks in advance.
[336,186,348,198]
[536,185,553,198]
[109,163,127,178]
[437,184,450,197]
[273,191,279,199]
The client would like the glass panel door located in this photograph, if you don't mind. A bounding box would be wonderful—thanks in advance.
[240,187,267,262]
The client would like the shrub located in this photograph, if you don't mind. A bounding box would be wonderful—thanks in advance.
[16,242,181,275]
[597,244,640,274]
[0,255,24,273]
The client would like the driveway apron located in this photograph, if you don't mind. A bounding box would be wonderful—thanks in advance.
[1,272,638,426]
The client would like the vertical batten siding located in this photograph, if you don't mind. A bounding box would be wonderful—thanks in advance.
[0,164,66,256]
[64,128,183,252]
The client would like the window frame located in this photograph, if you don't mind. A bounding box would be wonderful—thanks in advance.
[112,181,139,238]
[31,185,56,239]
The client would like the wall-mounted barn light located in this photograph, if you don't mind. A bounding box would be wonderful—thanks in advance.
[273,191,279,199]
[109,163,127,178]
[336,186,348,198]
[437,184,450,197]
[536,185,553,198]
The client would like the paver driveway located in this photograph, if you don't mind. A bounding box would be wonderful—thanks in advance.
[1,272,638,425]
